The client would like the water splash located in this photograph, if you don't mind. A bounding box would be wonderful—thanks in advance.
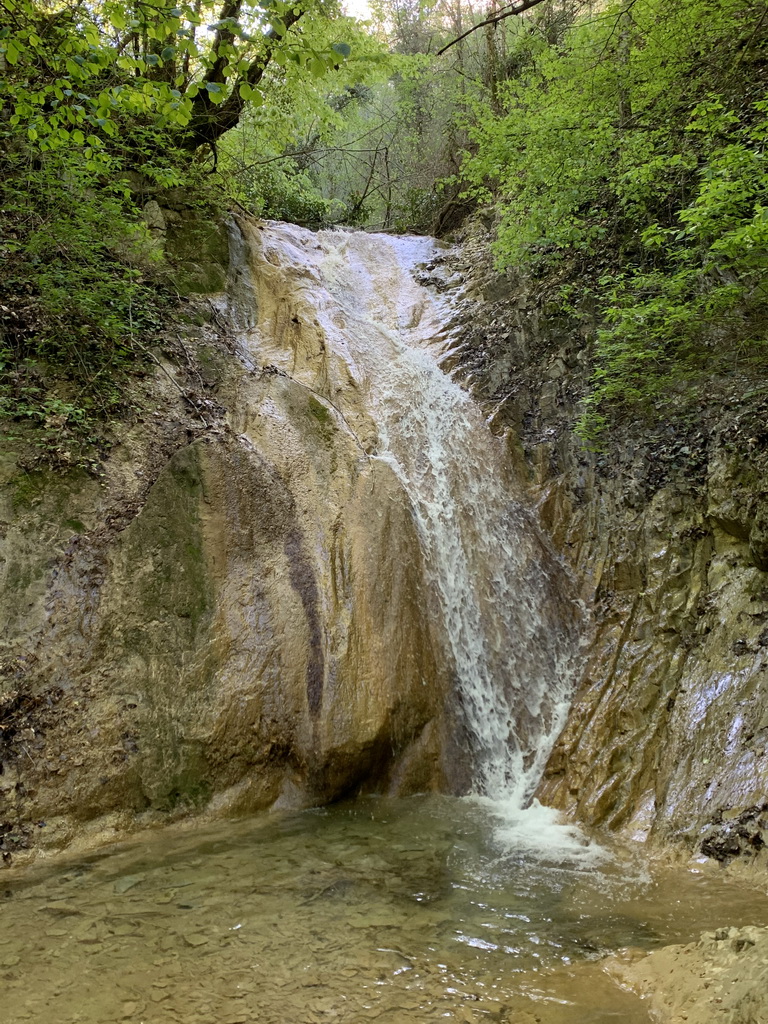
[249,222,581,807]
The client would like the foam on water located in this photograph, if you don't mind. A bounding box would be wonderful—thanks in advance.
[473,796,611,868]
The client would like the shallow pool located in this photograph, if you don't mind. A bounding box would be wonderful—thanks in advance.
[2,796,766,1023]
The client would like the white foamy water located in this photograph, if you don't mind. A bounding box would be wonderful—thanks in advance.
[249,222,585,845]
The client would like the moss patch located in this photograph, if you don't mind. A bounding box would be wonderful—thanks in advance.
[116,443,214,644]
[166,216,230,295]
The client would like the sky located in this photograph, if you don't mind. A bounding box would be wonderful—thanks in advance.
[342,0,373,20]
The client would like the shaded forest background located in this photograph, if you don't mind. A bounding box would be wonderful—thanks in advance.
[1,0,767,466]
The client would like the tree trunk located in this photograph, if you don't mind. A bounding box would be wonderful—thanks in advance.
[180,8,303,152]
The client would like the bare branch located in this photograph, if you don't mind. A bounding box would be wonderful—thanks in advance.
[436,0,550,56]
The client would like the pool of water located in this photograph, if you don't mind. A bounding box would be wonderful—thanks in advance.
[2,795,767,1024]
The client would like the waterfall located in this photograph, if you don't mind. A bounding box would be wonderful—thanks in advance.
[246,221,582,807]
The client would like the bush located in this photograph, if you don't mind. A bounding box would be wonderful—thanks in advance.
[460,0,768,439]
[0,149,170,467]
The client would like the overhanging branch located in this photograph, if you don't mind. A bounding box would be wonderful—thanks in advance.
[182,7,303,151]
[437,0,550,55]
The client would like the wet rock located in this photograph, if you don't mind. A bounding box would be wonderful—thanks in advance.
[441,219,768,852]
[699,805,768,863]
[0,217,457,859]
[607,926,768,1024]
[749,498,768,571]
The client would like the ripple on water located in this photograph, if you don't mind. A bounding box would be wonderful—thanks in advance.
[3,795,767,1024]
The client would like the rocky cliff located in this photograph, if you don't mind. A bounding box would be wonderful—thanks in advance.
[1,215,462,862]
[2,210,767,870]
[440,224,768,866]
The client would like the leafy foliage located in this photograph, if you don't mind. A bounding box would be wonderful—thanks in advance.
[460,0,768,439]
[218,0,501,231]
[0,0,362,466]
[0,147,172,467]
[0,0,355,156]
[5,0,764,465]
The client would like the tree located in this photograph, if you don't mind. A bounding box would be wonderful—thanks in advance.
[459,0,768,436]
[0,0,367,464]
[0,0,355,163]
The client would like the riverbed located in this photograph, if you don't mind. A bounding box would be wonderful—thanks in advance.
[3,795,767,1023]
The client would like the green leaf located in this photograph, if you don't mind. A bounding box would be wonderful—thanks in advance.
[332,42,351,58]
[5,40,19,65]
[205,81,225,103]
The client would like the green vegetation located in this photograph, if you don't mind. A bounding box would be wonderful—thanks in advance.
[460,0,768,440]
[2,0,766,460]
[1,148,170,467]
[0,0,361,465]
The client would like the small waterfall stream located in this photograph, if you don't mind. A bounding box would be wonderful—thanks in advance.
[247,222,581,805]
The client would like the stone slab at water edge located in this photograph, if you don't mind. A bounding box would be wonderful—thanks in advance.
[607,925,768,1024]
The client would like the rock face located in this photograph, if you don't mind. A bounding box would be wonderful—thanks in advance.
[537,463,768,851]
[442,224,768,859]
[0,217,459,858]
[607,926,768,1024]
[3,211,767,864]
[87,433,446,816]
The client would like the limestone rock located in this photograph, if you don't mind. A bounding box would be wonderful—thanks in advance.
[0,216,459,858]
[142,200,167,234]
[607,926,768,1024]
[440,220,768,855]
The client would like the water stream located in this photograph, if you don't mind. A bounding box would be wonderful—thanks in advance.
[5,794,768,1024]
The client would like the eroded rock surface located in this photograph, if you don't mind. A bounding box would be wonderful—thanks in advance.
[4,211,768,868]
[441,221,768,858]
[1,217,460,859]
[607,926,768,1024]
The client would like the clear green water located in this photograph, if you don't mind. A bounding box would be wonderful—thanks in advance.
[2,796,766,1024]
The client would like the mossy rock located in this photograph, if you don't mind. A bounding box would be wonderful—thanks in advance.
[166,214,230,295]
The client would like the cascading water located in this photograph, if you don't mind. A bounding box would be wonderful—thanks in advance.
[244,221,582,811]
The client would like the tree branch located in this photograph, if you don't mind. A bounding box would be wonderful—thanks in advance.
[436,0,550,56]
[182,7,303,151]
[206,0,245,85]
